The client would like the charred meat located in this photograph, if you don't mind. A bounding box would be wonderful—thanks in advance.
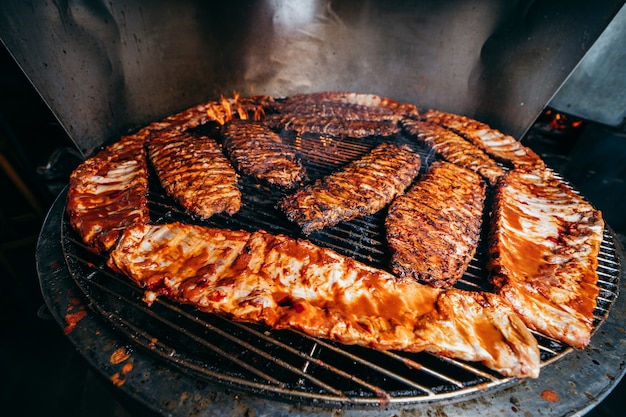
[148,130,241,219]
[278,142,421,234]
[264,91,417,138]
[421,109,544,169]
[403,119,505,186]
[221,119,307,189]
[386,161,486,287]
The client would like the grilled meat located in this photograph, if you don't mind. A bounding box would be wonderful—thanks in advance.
[278,143,421,234]
[265,115,401,139]
[271,91,419,120]
[148,130,241,219]
[156,94,274,131]
[386,161,486,287]
[488,168,604,348]
[264,91,417,138]
[221,119,307,189]
[403,119,505,186]
[421,109,544,169]
[66,131,150,253]
[108,221,540,378]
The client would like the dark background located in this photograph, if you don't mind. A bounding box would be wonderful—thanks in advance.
[1,42,625,416]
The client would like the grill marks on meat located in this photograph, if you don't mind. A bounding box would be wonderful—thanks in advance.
[264,92,418,138]
[107,221,540,378]
[221,120,307,189]
[265,116,401,139]
[386,161,486,288]
[148,130,241,219]
[66,132,150,253]
[403,119,506,186]
[488,168,604,348]
[422,110,544,169]
[278,143,421,234]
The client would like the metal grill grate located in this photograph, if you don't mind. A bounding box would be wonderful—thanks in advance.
[61,129,622,407]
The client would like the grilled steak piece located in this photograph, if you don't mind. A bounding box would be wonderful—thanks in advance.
[488,168,604,348]
[66,130,150,253]
[421,109,544,169]
[264,91,418,138]
[108,221,540,378]
[403,119,506,186]
[278,142,421,234]
[148,130,241,219]
[221,119,307,189]
[386,161,486,287]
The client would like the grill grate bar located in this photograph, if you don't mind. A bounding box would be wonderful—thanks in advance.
[290,333,439,395]
[155,303,355,397]
[381,351,469,388]
[222,319,422,399]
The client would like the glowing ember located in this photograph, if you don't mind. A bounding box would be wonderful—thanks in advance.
[543,109,584,131]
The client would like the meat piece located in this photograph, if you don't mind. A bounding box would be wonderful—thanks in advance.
[386,161,486,287]
[403,119,506,186]
[107,221,540,378]
[221,120,307,189]
[265,115,401,139]
[271,91,419,120]
[488,168,604,348]
[156,94,274,131]
[66,131,150,253]
[421,110,544,169]
[278,143,421,234]
[264,91,417,138]
[148,130,241,219]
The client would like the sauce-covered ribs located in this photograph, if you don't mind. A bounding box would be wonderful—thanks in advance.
[66,131,150,253]
[403,119,505,186]
[108,221,540,378]
[278,142,421,234]
[488,168,604,348]
[386,161,486,287]
[422,109,544,169]
[148,130,241,219]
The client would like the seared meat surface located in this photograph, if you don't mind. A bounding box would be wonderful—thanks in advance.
[403,119,505,186]
[278,142,421,234]
[108,221,540,378]
[488,168,604,348]
[265,91,418,138]
[148,130,241,219]
[422,109,544,169]
[222,119,307,189]
[386,161,486,287]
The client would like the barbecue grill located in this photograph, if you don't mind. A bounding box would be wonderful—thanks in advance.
[3,1,626,416]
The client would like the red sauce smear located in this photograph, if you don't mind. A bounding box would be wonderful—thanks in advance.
[541,389,560,402]
[63,310,87,335]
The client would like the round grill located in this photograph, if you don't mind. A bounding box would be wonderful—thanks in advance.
[55,130,622,409]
